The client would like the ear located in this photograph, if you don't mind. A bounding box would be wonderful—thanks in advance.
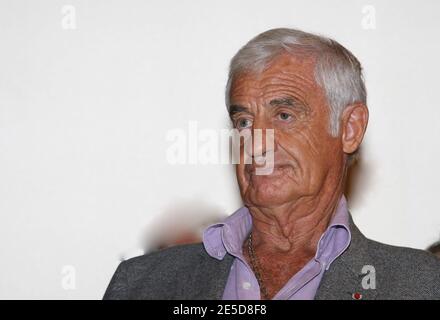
[341,103,369,154]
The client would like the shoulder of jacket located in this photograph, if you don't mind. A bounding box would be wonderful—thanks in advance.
[364,238,440,294]
[121,242,207,271]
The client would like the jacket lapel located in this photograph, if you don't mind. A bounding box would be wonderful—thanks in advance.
[184,251,235,300]
[315,214,378,300]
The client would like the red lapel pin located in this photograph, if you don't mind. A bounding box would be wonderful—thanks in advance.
[352,292,363,300]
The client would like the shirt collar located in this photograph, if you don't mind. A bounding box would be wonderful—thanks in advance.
[202,206,252,260]
[202,195,351,269]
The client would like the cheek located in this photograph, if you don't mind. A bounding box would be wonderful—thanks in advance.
[236,163,249,190]
[279,129,321,165]
[279,130,335,183]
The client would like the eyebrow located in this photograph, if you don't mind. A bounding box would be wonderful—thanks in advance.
[270,96,310,114]
[269,97,296,107]
[228,105,251,118]
[228,96,309,118]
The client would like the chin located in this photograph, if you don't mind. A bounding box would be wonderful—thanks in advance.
[247,187,296,208]
[239,172,303,207]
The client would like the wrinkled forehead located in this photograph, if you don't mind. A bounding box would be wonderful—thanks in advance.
[229,53,324,106]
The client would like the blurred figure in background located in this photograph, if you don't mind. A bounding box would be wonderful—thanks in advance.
[142,201,225,253]
[427,240,440,259]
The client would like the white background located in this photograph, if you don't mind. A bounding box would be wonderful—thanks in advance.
[1,0,440,299]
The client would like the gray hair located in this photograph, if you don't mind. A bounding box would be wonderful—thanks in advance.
[225,28,367,136]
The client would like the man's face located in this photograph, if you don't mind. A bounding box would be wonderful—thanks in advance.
[229,53,345,208]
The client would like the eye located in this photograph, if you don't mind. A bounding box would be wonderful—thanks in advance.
[278,112,293,121]
[236,118,253,129]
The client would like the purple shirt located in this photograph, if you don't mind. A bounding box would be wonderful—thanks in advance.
[202,195,351,300]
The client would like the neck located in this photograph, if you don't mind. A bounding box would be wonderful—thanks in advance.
[246,172,346,258]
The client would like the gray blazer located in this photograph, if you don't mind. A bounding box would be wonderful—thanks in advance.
[103,217,440,300]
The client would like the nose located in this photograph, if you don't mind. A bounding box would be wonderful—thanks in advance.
[241,116,275,166]
[251,128,275,165]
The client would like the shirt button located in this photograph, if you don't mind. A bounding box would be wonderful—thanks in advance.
[242,281,251,290]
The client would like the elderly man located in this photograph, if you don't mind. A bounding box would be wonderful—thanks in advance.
[104,28,440,300]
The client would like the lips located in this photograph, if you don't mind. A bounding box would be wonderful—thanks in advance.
[245,164,292,176]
